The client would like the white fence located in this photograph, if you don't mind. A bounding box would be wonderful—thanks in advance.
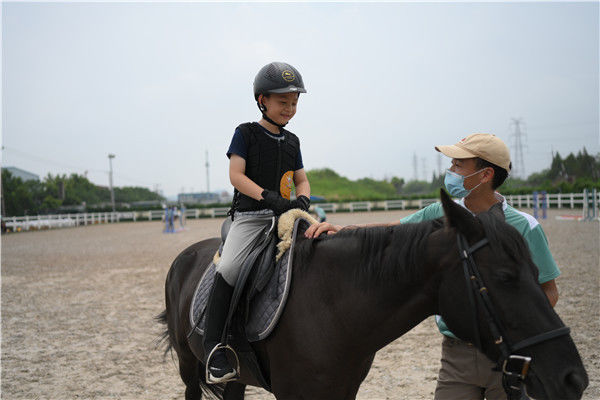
[3,191,598,232]
[504,192,597,210]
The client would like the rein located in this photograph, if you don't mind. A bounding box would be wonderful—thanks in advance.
[457,233,571,399]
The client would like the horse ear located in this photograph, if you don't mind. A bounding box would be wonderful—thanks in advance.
[440,189,480,237]
[487,201,505,221]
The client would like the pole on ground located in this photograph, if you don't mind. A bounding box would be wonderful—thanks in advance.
[592,188,600,219]
[542,191,547,219]
[584,189,590,221]
[585,188,599,221]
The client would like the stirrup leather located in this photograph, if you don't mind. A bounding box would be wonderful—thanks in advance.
[205,343,241,384]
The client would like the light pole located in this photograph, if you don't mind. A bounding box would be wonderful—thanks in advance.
[108,154,116,212]
[205,150,210,193]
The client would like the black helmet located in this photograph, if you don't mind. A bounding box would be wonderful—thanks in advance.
[253,62,307,100]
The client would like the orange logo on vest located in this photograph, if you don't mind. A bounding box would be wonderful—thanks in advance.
[280,171,294,200]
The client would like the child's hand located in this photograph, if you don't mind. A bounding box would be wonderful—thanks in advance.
[294,195,311,211]
[261,190,294,215]
[261,190,311,215]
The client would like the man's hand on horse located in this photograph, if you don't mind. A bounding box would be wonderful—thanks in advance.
[304,222,343,238]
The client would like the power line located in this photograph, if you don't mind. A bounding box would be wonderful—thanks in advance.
[112,173,154,187]
[2,145,105,174]
[527,121,598,130]
[2,146,154,187]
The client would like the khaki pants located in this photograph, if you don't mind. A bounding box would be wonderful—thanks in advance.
[434,336,508,400]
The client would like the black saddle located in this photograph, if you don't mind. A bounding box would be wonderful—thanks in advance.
[190,216,312,391]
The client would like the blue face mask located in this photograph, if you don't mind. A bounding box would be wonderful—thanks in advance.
[444,169,485,198]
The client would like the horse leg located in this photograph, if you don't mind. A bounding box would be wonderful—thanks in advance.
[178,352,203,400]
[223,382,246,400]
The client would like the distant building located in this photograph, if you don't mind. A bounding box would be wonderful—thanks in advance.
[4,167,39,182]
[219,191,233,204]
[178,191,231,205]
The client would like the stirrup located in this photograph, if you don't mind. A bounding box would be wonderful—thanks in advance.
[205,343,240,384]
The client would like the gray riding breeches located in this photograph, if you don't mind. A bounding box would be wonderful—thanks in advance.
[215,210,275,286]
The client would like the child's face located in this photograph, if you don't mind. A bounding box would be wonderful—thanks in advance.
[260,92,299,126]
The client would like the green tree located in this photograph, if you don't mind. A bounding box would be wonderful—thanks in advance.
[115,186,163,202]
[41,195,62,211]
[400,180,431,195]
[1,170,38,216]
[390,176,405,194]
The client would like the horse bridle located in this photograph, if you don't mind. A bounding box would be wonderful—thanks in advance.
[457,233,571,399]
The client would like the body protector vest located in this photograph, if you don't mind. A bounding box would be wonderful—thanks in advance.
[230,122,300,213]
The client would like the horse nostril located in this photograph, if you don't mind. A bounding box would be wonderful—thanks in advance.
[563,369,589,396]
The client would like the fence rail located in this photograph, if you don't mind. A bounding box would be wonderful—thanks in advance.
[3,191,598,232]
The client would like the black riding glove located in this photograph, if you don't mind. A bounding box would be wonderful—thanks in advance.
[293,195,311,212]
[261,190,293,215]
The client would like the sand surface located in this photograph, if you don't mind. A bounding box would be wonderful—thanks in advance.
[2,209,598,399]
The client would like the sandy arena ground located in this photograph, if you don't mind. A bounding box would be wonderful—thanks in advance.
[2,209,598,399]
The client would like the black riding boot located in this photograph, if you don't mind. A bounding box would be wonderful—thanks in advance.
[203,272,236,383]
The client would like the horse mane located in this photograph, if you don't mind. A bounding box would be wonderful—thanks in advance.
[297,218,445,288]
[296,206,537,289]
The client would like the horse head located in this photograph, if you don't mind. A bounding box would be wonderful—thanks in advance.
[433,189,588,399]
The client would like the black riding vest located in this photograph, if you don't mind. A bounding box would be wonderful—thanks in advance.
[231,122,300,212]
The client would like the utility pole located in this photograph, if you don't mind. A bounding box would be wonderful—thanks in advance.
[108,154,116,212]
[205,150,210,193]
[1,146,5,217]
[510,118,527,179]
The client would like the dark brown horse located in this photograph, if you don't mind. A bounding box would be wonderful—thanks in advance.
[158,191,588,400]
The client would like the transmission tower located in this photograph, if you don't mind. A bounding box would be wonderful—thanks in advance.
[509,118,527,179]
[413,153,418,181]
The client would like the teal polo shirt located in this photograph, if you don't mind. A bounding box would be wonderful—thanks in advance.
[400,194,561,338]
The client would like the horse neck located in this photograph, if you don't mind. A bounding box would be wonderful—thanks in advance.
[364,285,437,353]
[307,227,439,353]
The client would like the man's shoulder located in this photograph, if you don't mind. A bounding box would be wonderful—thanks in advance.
[503,204,540,233]
[400,202,444,224]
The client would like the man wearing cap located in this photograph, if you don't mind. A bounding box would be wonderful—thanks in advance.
[305,133,560,400]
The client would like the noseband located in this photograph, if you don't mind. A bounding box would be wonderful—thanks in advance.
[457,233,571,399]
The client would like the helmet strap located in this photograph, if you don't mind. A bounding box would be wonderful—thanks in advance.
[256,100,287,128]
[262,113,287,128]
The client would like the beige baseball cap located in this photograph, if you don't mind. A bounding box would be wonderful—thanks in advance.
[435,133,511,173]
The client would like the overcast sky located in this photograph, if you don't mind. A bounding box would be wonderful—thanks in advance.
[2,1,598,198]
